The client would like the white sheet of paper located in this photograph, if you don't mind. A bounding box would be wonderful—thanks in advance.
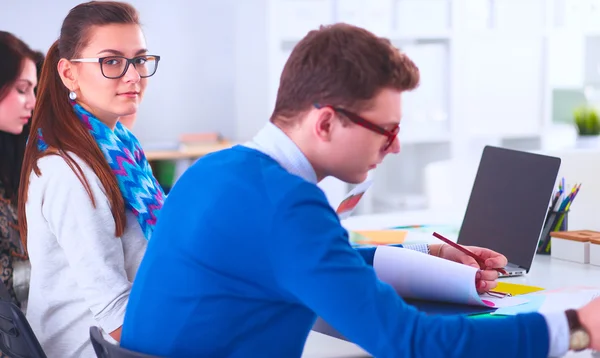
[336,179,373,220]
[373,246,528,308]
[538,289,600,314]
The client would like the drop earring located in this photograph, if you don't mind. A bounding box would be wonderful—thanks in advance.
[69,91,77,100]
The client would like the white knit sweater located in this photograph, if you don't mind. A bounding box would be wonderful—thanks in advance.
[24,154,147,357]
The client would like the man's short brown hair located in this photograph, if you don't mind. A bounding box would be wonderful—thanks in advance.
[270,23,420,125]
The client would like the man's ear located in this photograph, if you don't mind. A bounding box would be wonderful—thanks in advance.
[57,58,79,92]
[314,107,336,142]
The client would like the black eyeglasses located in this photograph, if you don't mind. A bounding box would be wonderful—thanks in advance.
[314,103,400,150]
[70,55,161,79]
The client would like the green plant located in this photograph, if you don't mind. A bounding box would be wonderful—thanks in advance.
[574,105,600,135]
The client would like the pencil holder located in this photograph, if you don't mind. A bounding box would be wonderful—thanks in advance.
[553,210,569,232]
[537,209,569,255]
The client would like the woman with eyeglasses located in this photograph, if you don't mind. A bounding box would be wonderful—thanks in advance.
[0,32,41,313]
[17,1,164,356]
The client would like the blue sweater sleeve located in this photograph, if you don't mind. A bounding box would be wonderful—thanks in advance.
[355,247,377,265]
[270,182,549,358]
[355,245,403,266]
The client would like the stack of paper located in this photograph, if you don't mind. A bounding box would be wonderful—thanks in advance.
[373,246,530,310]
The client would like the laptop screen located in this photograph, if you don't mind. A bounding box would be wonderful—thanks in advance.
[456,146,561,272]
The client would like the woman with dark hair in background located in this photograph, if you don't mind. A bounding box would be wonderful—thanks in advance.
[0,31,41,310]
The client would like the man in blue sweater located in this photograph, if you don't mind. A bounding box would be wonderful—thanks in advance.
[121,23,600,357]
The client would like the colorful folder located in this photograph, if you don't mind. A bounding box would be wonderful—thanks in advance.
[494,282,545,296]
[349,230,408,245]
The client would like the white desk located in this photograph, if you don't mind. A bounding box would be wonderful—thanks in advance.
[506,255,600,289]
[302,331,370,358]
[341,209,600,289]
[302,331,600,358]
[342,209,464,231]
[302,210,600,357]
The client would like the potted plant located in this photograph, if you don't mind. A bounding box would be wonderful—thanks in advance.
[573,105,600,148]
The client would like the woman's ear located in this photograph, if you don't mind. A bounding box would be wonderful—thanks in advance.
[57,58,79,92]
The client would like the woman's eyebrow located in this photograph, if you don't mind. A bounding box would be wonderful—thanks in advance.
[15,79,34,87]
[96,48,148,56]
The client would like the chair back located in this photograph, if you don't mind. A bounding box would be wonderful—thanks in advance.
[0,277,12,302]
[0,299,46,358]
[89,327,160,358]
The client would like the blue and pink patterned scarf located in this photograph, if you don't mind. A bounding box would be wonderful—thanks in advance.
[37,101,164,240]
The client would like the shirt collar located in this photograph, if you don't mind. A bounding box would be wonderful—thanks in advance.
[243,122,318,184]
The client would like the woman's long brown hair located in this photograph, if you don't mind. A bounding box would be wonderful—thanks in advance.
[18,1,140,248]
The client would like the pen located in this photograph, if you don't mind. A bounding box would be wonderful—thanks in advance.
[487,290,512,298]
[432,232,508,275]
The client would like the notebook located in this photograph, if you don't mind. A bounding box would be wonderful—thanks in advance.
[456,146,561,277]
[372,246,529,309]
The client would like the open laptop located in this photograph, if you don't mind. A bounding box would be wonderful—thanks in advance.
[456,146,561,277]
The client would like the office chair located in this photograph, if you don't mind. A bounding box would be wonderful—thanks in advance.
[89,327,160,358]
[0,291,46,358]
[0,277,12,303]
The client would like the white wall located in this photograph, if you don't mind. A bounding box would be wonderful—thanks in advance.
[0,0,238,146]
[233,0,271,140]
[4,0,600,214]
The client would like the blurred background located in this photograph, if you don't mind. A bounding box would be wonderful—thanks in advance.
[3,0,600,223]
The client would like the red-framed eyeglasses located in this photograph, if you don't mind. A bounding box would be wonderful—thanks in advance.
[314,103,399,150]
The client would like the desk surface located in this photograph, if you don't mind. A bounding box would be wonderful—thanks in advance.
[507,254,600,289]
[341,209,600,289]
[303,254,600,358]
[302,331,369,358]
[144,142,233,161]
[303,331,600,358]
[301,210,600,357]
[342,209,465,230]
